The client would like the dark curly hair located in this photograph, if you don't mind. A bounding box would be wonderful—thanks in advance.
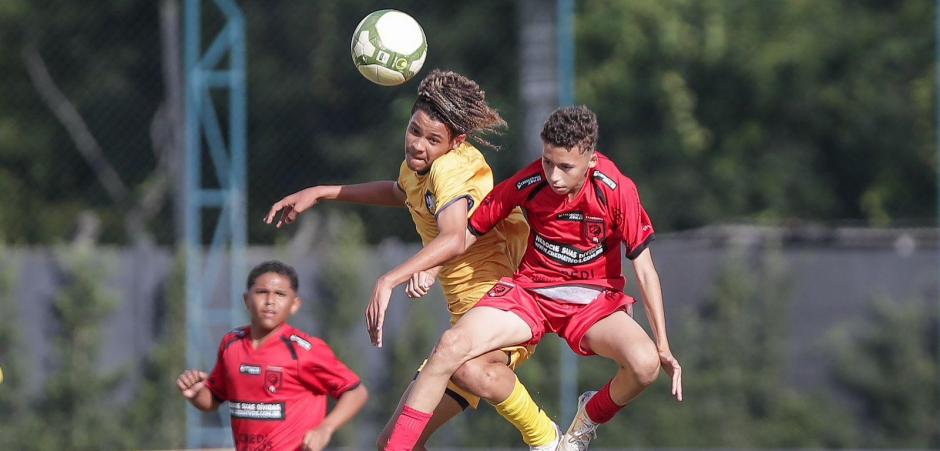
[412,69,507,150]
[246,260,299,291]
[540,105,598,154]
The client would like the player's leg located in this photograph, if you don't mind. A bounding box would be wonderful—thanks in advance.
[583,310,660,408]
[407,306,532,411]
[558,310,660,451]
[384,306,533,451]
[452,349,559,449]
[377,379,466,451]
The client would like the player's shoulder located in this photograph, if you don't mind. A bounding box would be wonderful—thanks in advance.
[507,159,546,192]
[430,143,487,177]
[592,152,637,193]
[219,326,249,349]
[280,325,330,354]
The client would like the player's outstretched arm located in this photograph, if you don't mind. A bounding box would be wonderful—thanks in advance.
[301,384,369,451]
[365,198,478,346]
[265,181,405,228]
[176,369,221,412]
[631,248,683,401]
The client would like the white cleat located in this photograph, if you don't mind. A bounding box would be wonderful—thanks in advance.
[529,420,561,451]
[557,391,599,451]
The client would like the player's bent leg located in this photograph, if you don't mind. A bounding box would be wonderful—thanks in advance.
[451,350,514,400]
[378,380,465,451]
[558,311,660,451]
[452,350,559,449]
[404,306,533,412]
[386,308,533,451]
[583,310,660,403]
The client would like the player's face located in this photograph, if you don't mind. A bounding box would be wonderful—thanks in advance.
[404,109,465,174]
[243,272,301,334]
[541,143,597,199]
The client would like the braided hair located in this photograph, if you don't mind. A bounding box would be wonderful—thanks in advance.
[412,69,507,150]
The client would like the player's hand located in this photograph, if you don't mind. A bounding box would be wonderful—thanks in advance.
[658,348,682,401]
[301,426,333,451]
[264,187,322,228]
[176,369,209,399]
[405,269,437,299]
[365,276,394,347]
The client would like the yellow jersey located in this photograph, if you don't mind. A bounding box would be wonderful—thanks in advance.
[397,142,528,318]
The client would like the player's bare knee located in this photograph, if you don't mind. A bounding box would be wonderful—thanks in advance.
[630,350,660,387]
[434,328,474,366]
[452,360,498,399]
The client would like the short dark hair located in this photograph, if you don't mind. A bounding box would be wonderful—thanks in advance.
[246,260,299,291]
[540,105,598,154]
[412,69,507,150]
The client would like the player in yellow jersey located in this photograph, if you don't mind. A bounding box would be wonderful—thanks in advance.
[265,69,559,451]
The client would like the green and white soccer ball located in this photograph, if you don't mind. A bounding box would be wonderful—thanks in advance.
[351,10,427,86]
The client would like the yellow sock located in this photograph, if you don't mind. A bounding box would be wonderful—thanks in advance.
[491,378,557,446]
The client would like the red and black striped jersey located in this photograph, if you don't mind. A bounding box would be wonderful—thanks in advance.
[206,323,361,451]
[469,153,655,291]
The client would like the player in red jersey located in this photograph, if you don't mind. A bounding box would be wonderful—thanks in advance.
[176,260,368,451]
[381,106,682,451]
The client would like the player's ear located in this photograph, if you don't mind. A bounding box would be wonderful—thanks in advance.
[289,296,302,316]
[451,133,466,149]
[587,149,598,168]
[242,291,250,309]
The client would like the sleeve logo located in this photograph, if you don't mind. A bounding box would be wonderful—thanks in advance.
[515,174,543,190]
[424,190,437,214]
[289,334,312,351]
[593,171,617,190]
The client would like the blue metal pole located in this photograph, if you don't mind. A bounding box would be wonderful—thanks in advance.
[557,0,579,425]
[183,0,202,447]
[185,0,246,447]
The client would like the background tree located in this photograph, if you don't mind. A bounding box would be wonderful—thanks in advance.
[829,295,939,448]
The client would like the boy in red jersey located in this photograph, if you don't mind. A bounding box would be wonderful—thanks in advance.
[176,260,368,451]
[381,106,682,451]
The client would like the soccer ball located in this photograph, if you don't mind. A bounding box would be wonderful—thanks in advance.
[350,10,427,86]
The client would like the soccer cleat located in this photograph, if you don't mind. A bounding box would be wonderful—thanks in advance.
[557,391,599,451]
[528,420,561,451]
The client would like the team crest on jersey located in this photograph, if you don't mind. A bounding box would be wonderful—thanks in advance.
[424,190,437,214]
[265,367,283,393]
[487,282,514,298]
[593,171,617,190]
[582,216,606,244]
[515,174,543,190]
[289,334,312,351]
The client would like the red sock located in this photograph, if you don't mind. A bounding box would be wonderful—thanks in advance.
[585,380,624,424]
[384,405,433,451]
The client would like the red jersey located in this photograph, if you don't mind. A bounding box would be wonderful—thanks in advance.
[206,324,361,451]
[469,153,655,291]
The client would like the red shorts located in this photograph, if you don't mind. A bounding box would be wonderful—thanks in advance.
[475,278,635,356]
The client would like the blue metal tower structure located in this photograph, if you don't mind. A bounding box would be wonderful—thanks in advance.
[184,0,246,447]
